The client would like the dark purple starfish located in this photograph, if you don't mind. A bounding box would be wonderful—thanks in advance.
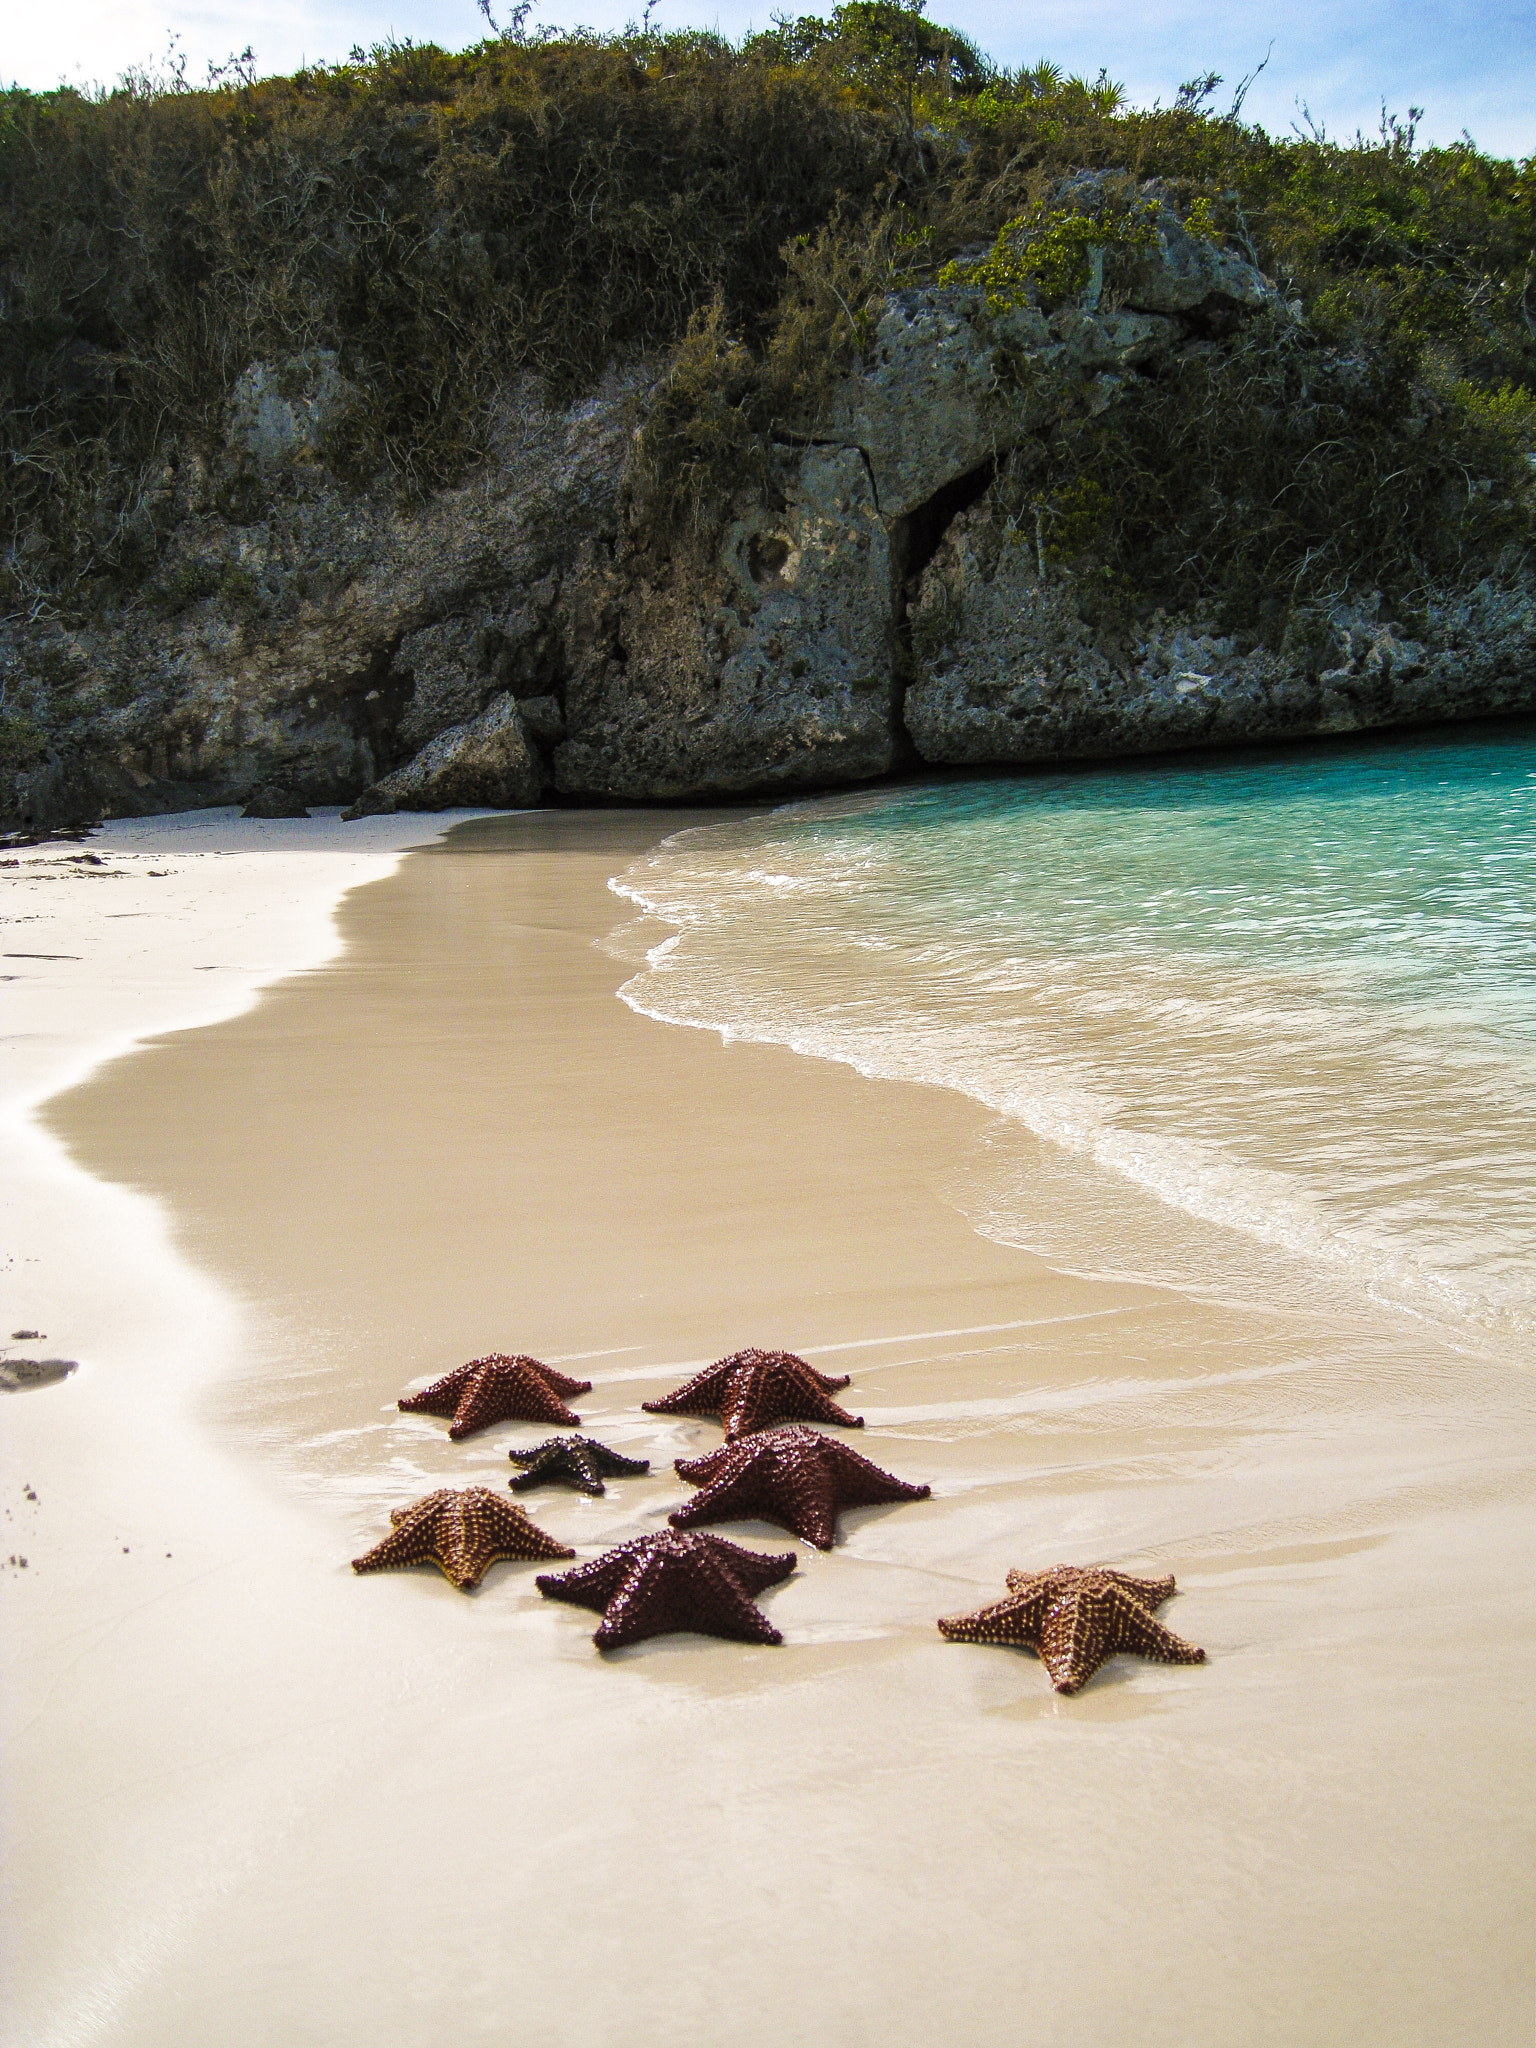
[642,1347,862,1441]
[536,1529,796,1649]
[508,1435,650,1497]
[669,1424,929,1549]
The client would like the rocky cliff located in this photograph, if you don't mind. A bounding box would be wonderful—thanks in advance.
[5,178,1532,833]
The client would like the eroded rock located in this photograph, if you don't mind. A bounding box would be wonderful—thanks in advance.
[556,445,898,798]
[345,692,544,814]
[904,479,1536,765]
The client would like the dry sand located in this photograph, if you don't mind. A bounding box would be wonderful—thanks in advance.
[3,807,1534,2047]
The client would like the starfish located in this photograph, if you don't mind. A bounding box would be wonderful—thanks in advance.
[669,1423,929,1549]
[537,1529,796,1649]
[642,1347,863,1441]
[937,1565,1205,1694]
[509,1435,651,1497]
[398,1354,592,1439]
[351,1487,574,1591]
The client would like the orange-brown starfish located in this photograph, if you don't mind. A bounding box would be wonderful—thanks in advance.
[670,1423,929,1549]
[351,1486,574,1591]
[938,1565,1205,1694]
[642,1347,862,1441]
[398,1354,592,1438]
[537,1529,796,1648]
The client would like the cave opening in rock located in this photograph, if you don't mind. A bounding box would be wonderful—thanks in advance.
[894,457,997,591]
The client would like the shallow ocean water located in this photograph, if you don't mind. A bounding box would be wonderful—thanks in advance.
[613,720,1536,1356]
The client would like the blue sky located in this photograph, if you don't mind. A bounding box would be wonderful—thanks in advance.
[8,0,1534,158]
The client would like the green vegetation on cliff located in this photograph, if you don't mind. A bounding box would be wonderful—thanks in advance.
[2,8,1533,639]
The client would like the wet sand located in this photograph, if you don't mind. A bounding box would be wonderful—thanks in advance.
[5,809,1536,2046]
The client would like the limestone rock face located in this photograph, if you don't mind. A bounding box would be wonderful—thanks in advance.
[904,482,1536,765]
[225,351,354,472]
[3,371,635,831]
[3,169,1531,832]
[814,177,1274,518]
[345,692,544,814]
[555,445,897,798]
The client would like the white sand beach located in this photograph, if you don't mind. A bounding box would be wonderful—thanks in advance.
[2,806,1534,2047]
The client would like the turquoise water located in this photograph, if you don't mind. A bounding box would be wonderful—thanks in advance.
[612,723,1536,1354]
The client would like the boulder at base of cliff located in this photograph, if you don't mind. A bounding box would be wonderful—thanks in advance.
[241,779,311,818]
[343,693,544,816]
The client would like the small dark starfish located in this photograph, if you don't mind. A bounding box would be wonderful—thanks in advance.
[509,1435,651,1497]
[398,1354,592,1439]
[642,1347,862,1441]
[352,1486,574,1591]
[537,1529,796,1649]
[670,1423,929,1549]
[938,1564,1205,1694]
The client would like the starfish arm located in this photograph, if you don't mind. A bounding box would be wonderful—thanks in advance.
[747,1349,852,1393]
[778,1467,842,1550]
[448,1364,581,1437]
[1103,1585,1205,1667]
[477,1496,576,1561]
[1006,1564,1176,1610]
[674,1445,729,1484]
[695,1534,798,1595]
[590,1550,692,1648]
[807,1366,852,1393]
[679,1547,789,1642]
[669,1452,836,1546]
[537,1546,640,1612]
[562,1450,610,1495]
[1037,1583,1204,1692]
[534,1362,594,1398]
[1104,1569,1178,1610]
[591,1546,784,1649]
[1036,1589,1112,1693]
[591,1446,650,1476]
[397,1363,473,1416]
[352,1495,451,1573]
[438,1502,491,1589]
[937,1589,1045,1646]
[722,1372,865,1440]
[640,1363,732,1417]
[824,1440,931,1508]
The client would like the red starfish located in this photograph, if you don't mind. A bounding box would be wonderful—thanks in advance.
[669,1423,930,1549]
[398,1354,592,1438]
[641,1347,862,1441]
[536,1529,797,1648]
[351,1486,574,1591]
[938,1565,1206,1694]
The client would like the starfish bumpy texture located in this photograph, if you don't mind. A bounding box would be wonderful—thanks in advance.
[937,1565,1205,1694]
[509,1435,651,1496]
[642,1347,863,1441]
[352,1487,574,1591]
[537,1529,796,1648]
[398,1354,592,1438]
[670,1423,930,1549]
